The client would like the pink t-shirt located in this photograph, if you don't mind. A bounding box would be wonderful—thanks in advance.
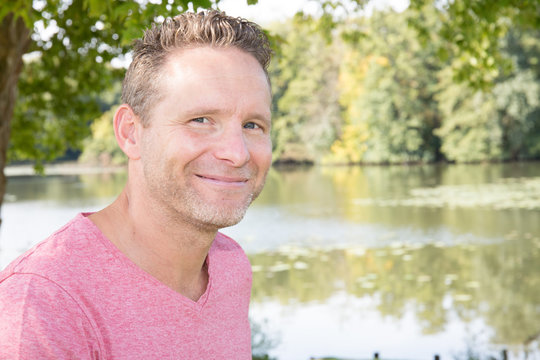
[0,213,252,359]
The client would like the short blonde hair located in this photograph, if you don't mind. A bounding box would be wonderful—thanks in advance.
[121,10,272,125]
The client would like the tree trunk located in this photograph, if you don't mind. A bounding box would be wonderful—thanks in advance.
[0,13,31,226]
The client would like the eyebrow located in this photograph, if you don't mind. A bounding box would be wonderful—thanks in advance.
[184,107,271,123]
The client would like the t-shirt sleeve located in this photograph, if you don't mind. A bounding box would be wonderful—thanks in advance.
[0,273,102,359]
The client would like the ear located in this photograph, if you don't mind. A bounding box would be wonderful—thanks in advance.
[114,104,142,160]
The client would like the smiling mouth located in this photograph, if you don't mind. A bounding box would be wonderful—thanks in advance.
[195,174,249,186]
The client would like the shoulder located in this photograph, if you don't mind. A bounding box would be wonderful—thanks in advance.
[0,272,82,313]
[0,214,107,357]
[211,232,251,267]
[207,233,252,301]
[208,232,251,273]
[0,272,103,358]
[209,232,251,277]
[1,213,103,278]
[0,213,111,304]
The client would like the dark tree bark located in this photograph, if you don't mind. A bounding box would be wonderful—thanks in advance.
[0,13,31,226]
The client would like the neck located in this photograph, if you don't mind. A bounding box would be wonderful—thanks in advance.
[89,186,216,301]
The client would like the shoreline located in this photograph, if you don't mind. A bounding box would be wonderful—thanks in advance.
[4,162,126,177]
[5,159,539,177]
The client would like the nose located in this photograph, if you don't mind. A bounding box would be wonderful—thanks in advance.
[213,125,250,167]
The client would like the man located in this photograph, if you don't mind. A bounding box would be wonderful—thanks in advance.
[0,10,272,359]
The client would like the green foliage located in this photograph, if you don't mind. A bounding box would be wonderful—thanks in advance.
[435,73,502,163]
[323,9,540,165]
[252,356,275,360]
[251,318,279,360]
[436,30,540,162]
[4,1,540,169]
[9,0,125,169]
[323,43,370,164]
[269,16,342,163]
[323,123,369,164]
[329,10,442,164]
[79,107,126,166]
[0,0,33,26]
[307,0,539,90]
[406,0,539,90]
[3,0,257,170]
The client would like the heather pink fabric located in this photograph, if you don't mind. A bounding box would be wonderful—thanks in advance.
[0,213,252,359]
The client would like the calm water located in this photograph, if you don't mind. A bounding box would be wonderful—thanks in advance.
[1,163,539,360]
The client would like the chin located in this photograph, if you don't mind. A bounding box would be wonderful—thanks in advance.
[188,202,251,230]
[189,214,245,232]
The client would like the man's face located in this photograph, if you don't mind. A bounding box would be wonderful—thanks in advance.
[138,46,272,230]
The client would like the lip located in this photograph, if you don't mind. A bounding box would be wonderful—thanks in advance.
[195,174,249,187]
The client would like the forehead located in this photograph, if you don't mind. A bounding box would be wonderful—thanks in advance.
[164,46,267,82]
[153,46,271,117]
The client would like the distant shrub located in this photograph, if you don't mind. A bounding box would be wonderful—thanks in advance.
[79,107,126,166]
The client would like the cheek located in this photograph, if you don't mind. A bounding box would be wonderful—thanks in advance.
[251,138,273,171]
[165,130,208,162]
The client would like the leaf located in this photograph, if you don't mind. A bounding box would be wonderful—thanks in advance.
[112,2,141,21]
[87,0,109,18]
[191,0,213,10]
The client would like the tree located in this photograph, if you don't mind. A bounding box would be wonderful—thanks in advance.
[408,0,540,90]
[270,15,342,164]
[436,29,540,162]
[79,106,127,166]
[0,0,231,225]
[435,73,503,163]
[312,0,540,90]
[329,9,442,164]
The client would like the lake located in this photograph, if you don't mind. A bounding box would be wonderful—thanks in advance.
[1,163,539,360]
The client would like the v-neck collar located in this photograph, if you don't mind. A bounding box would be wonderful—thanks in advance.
[80,212,214,313]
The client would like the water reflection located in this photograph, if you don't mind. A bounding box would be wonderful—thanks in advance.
[1,163,539,359]
[5,172,127,204]
[255,164,540,240]
[248,233,540,352]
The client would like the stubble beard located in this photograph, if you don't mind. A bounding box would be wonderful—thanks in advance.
[144,160,267,231]
[184,187,256,229]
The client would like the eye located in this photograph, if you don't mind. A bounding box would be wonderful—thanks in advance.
[191,117,210,124]
[243,122,261,130]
